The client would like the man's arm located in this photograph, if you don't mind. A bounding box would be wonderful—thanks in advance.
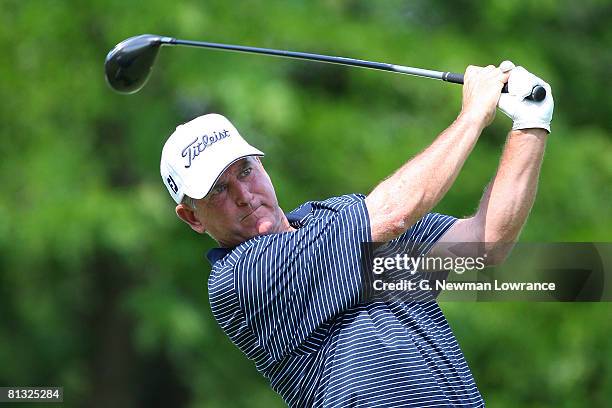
[365,65,509,242]
[434,64,554,264]
[436,128,548,264]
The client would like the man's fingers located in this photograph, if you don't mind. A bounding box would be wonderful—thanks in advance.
[481,65,496,78]
[465,65,481,79]
[486,66,508,88]
[499,60,514,85]
[501,71,511,84]
[499,60,516,73]
[508,66,538,97]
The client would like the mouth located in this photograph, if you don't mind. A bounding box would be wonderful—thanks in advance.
[241,205,261,222]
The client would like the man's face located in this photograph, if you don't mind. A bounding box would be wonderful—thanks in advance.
[189,157,288,247]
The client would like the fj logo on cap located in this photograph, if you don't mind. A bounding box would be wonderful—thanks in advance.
[167,175,179,194]
[181,129,231,168]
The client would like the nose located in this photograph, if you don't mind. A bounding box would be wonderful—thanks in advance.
[232,181,254,207]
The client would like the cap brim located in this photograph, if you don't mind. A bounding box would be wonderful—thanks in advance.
[182,145,264,200]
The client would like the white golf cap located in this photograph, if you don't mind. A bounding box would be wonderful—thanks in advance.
[160,113,264,204]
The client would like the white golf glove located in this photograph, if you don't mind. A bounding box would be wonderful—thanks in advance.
[497,61,554,132]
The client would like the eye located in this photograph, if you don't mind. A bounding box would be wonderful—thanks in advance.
[240,167,252,178]
[211,184,226,196]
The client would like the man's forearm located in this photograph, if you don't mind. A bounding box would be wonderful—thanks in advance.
[476,128,548,247]
[366,113,485,242]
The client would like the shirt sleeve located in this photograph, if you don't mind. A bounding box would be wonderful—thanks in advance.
[372,213,458,301]
[392,212,458,255]
[232,196,371,361]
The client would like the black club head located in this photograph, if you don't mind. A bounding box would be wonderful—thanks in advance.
[105,34,167,94]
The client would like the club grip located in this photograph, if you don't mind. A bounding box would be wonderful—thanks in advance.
[442,72,546,102]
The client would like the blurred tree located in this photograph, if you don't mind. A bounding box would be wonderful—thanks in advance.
[0,0,610,407]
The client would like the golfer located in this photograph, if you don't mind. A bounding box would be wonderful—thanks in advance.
[160,61,553,407]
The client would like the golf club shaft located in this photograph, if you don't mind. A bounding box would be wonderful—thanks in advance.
[163,37,532,98]
[168,37,448,81]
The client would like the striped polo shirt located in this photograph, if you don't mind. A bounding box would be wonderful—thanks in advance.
[207,194,483,407]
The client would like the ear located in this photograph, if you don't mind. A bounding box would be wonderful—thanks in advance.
[175,204,206,234]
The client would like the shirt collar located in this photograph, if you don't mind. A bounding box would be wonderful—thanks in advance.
[204,202,314,266]
[286,202,313,227]
[206,247,231,265]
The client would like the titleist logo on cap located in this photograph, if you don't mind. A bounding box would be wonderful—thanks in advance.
[181,129,230,168]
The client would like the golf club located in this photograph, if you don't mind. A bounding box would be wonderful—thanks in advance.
[104,34,546,101]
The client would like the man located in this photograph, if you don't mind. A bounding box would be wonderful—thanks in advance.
[160,61,553,407]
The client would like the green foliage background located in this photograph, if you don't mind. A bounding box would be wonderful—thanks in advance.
[1,0,610,407]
